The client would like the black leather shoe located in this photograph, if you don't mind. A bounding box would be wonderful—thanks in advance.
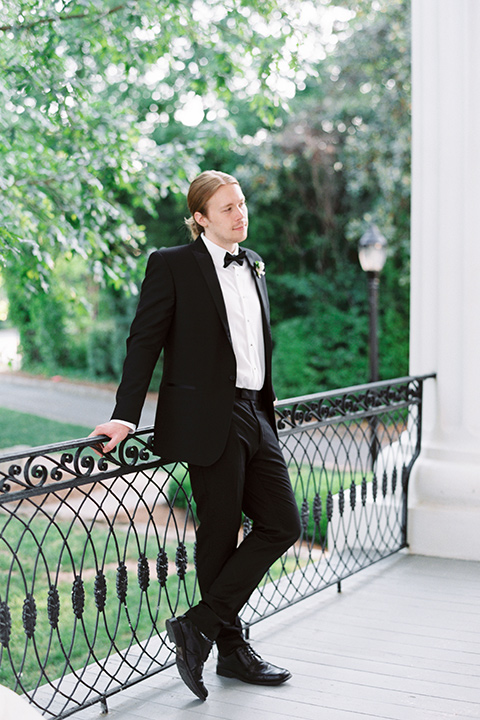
[166,615,213,701]
[216,645,291,686]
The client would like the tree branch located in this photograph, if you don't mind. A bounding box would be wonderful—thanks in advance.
[0,5,126,33]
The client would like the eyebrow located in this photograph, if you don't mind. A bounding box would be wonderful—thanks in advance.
[219,197,246,210]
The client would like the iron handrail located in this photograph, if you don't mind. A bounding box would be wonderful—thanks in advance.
[0,374,435,717]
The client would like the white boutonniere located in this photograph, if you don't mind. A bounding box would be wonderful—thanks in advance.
[254,260,266,278]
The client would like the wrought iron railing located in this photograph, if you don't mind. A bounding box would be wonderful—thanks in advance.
[0,374,434,717]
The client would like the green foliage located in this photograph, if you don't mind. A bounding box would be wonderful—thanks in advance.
[0,0,313,284]
[272,269,369,397]
[4,256,72,372]
[84,282,141,380]
[85,321,124,380]
[2,0,411,397]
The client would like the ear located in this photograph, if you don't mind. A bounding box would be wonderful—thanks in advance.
[194,211,208,229]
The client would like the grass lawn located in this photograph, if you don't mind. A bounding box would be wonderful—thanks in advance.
[289,465,373,543]
[169,462,373,544]
[0,407,91,451]
[0,515,197,692]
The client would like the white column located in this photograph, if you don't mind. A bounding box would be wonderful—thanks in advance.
[410,0,480,560]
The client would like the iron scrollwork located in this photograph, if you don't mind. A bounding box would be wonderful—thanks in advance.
[0,430,157,497]
[275,377,423,432]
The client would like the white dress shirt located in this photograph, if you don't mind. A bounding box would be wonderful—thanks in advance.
[201,234,265,391]
[111,235,266,432]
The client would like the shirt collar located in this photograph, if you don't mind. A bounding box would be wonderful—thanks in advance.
[201,233,240,269]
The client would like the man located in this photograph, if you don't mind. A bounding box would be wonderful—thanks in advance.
[90,170,301,701]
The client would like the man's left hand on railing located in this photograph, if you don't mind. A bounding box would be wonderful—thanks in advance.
[88,421,131,455]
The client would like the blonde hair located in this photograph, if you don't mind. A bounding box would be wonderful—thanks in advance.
[185,170,240,240]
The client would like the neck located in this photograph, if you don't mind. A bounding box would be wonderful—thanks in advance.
[202,233,239,253]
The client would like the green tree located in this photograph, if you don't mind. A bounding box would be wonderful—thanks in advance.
[1,0,412,393]
[0,0,321,374]
[0,0,316,282]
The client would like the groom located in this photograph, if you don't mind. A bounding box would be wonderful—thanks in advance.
[90,170,301,701]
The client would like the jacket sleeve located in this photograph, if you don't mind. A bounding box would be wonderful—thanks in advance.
[111,250,175,426]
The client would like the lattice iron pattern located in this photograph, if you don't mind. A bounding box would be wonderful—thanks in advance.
[0,376,431,717]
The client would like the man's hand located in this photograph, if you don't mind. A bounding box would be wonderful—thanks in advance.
[88,421,131,455]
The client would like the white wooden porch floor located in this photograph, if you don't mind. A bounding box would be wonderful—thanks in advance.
[71,553,480,720]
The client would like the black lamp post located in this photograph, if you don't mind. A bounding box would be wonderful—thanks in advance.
[358,224,387,469]
[358,224,388,383]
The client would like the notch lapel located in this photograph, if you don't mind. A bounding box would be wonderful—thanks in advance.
[190,238,233,345]
[245,251,270,320]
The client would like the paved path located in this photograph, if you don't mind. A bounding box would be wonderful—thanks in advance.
[0,372,156,429]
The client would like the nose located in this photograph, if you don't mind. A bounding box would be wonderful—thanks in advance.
[235,204,246,221]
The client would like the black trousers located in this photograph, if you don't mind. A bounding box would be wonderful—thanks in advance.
[186,397,301,655]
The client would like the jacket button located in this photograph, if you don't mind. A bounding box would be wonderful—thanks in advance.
[229,375,235,382]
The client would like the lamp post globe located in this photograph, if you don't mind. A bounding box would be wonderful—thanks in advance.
[358,224,388,274]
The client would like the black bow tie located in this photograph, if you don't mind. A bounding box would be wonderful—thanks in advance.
[223,249,247,268]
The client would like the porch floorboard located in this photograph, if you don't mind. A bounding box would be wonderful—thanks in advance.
[70,553,480,720]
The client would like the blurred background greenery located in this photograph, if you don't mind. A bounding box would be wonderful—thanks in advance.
[0,0,410,399]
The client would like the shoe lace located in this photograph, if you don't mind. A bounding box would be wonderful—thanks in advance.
[239,644,261,663]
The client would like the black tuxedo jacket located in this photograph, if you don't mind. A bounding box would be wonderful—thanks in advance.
[112,236,276,466]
